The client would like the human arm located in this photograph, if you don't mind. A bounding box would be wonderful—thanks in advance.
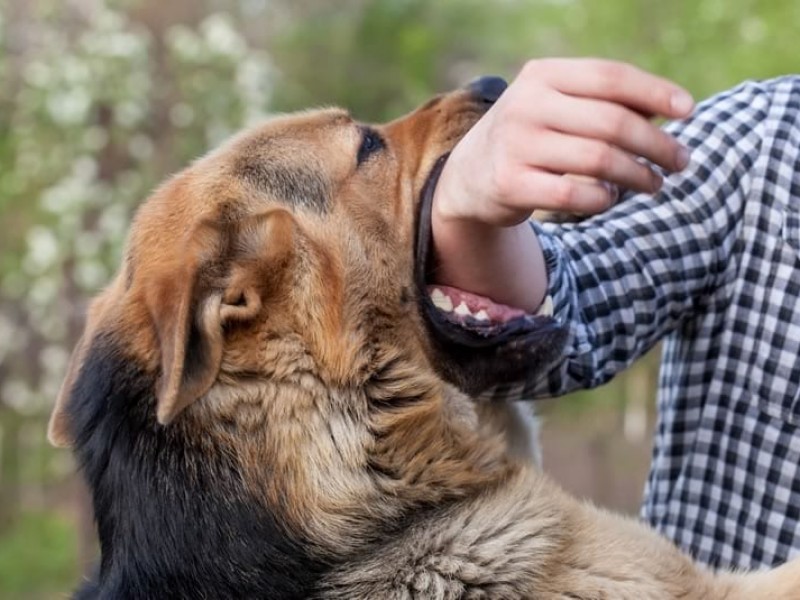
[432,64,771,397]
[431,58,695,314]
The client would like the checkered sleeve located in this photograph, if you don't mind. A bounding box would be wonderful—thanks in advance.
[489,80,775,401]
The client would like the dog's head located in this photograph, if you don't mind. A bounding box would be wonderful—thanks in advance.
[49,76,564,449]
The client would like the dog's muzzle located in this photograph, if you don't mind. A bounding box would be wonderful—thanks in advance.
[413,155,568,395]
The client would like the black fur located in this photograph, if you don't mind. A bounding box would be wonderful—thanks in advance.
[66,332,329,599]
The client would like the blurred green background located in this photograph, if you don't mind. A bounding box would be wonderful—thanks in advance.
[0,0,796,596]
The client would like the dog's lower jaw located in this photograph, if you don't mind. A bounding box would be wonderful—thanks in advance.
[413,154,569,397]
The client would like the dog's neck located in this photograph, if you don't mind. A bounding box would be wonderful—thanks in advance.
[217,342,516,557]
[70,331,514,594]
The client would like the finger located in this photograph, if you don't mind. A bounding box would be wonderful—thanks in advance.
[497,169,616,218]
[564,175,619,205]
[514,131,662,193]
[519,58,694,119]
[541,93,690,172]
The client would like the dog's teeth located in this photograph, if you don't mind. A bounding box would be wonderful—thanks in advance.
[473,309,490,321]
[454,302,471,317]
[535,295,554,317]
[430,288,454,312]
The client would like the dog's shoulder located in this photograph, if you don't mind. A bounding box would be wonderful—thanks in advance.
[314,472,567,599]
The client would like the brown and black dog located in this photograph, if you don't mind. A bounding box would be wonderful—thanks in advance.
[49,78,800,598]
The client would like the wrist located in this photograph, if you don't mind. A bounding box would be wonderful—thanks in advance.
[430,208,547,314]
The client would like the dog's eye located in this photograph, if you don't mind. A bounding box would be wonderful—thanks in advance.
[357,127,385,167]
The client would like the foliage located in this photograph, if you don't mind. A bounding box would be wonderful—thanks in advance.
[0,511,77,597]
[0,0,272,420]
[0,0,797,593]
[269,0,524,120]
[269,0,799,119]
[543,0,799,100]
[0,2,272,589]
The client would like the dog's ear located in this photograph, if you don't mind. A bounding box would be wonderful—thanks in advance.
[48,355,80,447]
[145,221,223,426]
[47,290,116,448]
[150,209,295,426]
[47,208,295,445]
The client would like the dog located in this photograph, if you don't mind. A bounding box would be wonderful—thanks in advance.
[48,77,800,598]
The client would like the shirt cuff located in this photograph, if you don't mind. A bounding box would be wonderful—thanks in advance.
[528,219,591,358]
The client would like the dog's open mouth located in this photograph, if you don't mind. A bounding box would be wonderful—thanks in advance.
[414,154,567,392]
[426,282,554,329]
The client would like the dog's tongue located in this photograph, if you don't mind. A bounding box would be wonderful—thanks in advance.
[426,284,527,325]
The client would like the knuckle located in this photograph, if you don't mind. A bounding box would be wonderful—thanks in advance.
[594,60,626,87]
[587,145,613,174]
[497,99,526,125]
[603,109,628,140]
[520,58,557,82]
[551,178,576,209]
[488,159,516,202]
[521,59,543,78]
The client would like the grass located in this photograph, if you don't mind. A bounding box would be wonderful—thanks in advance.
[0,511,79,599]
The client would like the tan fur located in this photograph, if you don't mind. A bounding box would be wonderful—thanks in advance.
[50,87,800,598]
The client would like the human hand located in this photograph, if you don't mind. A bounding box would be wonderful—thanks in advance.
[430,59,695,312]
[435,58,694,225]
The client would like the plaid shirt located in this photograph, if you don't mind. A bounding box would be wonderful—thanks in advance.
[489,77,800,569]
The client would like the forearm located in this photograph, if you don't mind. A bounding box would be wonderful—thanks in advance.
[431,216,547,314]
[529,81,770,396]
[431,78,773,400]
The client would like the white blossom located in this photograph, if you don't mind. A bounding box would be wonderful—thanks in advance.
[2,379,34,413]
[1,1,276,426]
[23,227,61,275]
[201,14,247,58]
[46,88,91,126]
[128,134,154,161]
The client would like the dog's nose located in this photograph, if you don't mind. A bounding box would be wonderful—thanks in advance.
[466,76,508,104]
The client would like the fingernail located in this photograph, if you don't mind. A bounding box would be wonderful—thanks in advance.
[675,146,691,170]
[670,90,694,115]
[651,172,663,192]
[600,181,619,204]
